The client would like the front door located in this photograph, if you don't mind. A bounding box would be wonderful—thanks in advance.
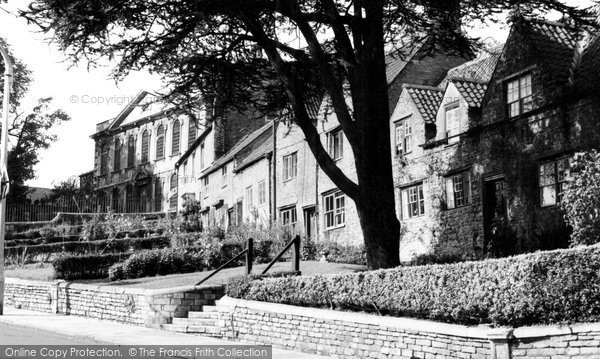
[483,176,513,257]
[303,207,317,240]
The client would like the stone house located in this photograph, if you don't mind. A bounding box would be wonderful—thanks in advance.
[275,43,469,245]
[392,18,600,261]
[89,91,204,213]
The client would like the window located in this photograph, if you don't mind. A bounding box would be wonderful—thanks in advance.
[507,74,533,118]
[154,178,163,212]
[222,166,228,187]
[191,153,196,179]
[141,130,149,163]
[100,144,109,175]
[327,130,344,160]
[281,207,297,229]
[172,119,181,155]
[113,139,121,172]
[202,177,209,197]
[188,119,197,149]
[539,158,570,207]
[170,173,178,191]
[155,125,165,160]
[445,172,471,209]
[400,183,425,219]
[395,117,412,155]
[127,135,135,167]
[169,195,177,210]
[258,180,266,205]
[445,104,460,144]
[283,152,298,181]
[324,191,345,229]
[200,143,205,169]
[245,186,253,214]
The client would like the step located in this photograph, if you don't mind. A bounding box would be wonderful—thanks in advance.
[188,311,220,319]
[172,317,223,326]
[160,324,223,335]
[201,305,219,312]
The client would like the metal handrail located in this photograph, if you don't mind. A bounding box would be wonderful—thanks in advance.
[261,235,301,275]
[195,248,248,286]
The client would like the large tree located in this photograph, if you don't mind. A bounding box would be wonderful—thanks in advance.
[21,0,598,269]
[0,39,70,201]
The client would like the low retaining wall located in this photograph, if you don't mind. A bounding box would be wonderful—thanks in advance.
[216,296,600,359]
[4,277,224,326]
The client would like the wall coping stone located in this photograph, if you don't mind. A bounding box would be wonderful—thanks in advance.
[6,277,224,297]
[217,296,600,341]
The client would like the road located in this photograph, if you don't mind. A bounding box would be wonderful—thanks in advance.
[0,323,109,345]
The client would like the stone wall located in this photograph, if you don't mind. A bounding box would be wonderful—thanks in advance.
[215,296,600,359]
[4,277,224,326]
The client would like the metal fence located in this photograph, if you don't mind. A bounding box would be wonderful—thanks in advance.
[6,197,157,223]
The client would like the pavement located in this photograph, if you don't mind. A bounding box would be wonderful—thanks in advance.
[0,307,327,358]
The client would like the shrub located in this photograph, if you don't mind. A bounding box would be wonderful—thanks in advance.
[227,271,301,299]
[181,200,203,233]
[316,241,366,265]
[408,252,466,266]
[227,244,600,327]
[562,150,600,246]
[53,253,131,280]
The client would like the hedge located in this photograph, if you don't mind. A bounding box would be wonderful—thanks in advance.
[5,236,171,261]
[53,253,132,280]
[227,244,600,327]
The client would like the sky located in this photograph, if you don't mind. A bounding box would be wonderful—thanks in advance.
[0,0,592,189]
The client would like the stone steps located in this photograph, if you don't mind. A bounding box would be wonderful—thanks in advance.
[160,305,224,337]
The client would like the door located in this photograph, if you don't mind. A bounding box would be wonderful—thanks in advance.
[303,207,317,240]
[483,176,513,257]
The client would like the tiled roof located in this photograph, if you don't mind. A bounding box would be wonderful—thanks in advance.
[575,33,600,92]
[451,80,488,108]
[235,133,273,172]
[404,85,444,124]
[385,41,424,84]
[200,122,273,177]
[524,19,579,86]
[444,51,500,84]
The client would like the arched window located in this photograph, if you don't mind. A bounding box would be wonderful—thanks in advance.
[112,187,120,212]
[100,144,109,175]
[113,139,121,171]
[170,172,178,190]
[188,119,197,149]
[155,125,165,160]
[154,178,163,212]
[172,119,180,155]
[127,135,135,167]
[97,191,107,213]
[125,184,133,213]
[141,130,149,163]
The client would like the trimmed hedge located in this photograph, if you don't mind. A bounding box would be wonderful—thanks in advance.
[53,253,132,280]
[227,244,600,327]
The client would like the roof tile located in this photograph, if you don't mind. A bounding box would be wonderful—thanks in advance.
[404,85,444,124]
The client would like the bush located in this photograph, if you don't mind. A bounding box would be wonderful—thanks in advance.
[316,241,366,265]
[562,150,600,246]
[227,271,301,299]
[227,244,600,327]
[53,253,131,280]
[407,252,465,266]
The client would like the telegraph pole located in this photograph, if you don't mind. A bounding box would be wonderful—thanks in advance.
[0,42,13,315]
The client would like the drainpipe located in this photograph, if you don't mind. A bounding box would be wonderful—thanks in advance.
[271,119,278,227]
[0,43,14,315]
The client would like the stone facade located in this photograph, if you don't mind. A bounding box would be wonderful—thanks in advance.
[392,18,600,261]
[4,277,224,326]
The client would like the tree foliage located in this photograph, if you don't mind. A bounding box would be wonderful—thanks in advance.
[561,150,600,247]
[21,0,599,268]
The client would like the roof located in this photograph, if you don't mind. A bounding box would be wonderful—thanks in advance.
[403,85,444,123]
[200,122,273,177]
[451,79,488,108]
[385,40,425,84]
[26,187,52,202]
[175,124,213,169]
[235,132,273,172]
[575,33,600,92]
[444,51,500,84]
[522,18,580,86]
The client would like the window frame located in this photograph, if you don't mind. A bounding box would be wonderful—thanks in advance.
[113,138,121,172]
[445,102,460,144]
[280,206,298,228]
[258,180,266,205]
[327,129,344,161]
[394,116,413,156]
[171,119,181,155]
[100,143,109,176]
[282,152,298,181]
[222,166,228,187]
[188,119,197,149]
[127,135,135,168]
[141,130,150,164]
[506,73,533,118]
[400,183,425,220]
[445,171,471,210]
[323,191,346,230]
[155,125,165,160]
[245,186,254,214]
[539,158,570,207]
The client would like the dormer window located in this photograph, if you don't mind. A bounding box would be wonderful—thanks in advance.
[395,116,412,156]
[507,74,533,118]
